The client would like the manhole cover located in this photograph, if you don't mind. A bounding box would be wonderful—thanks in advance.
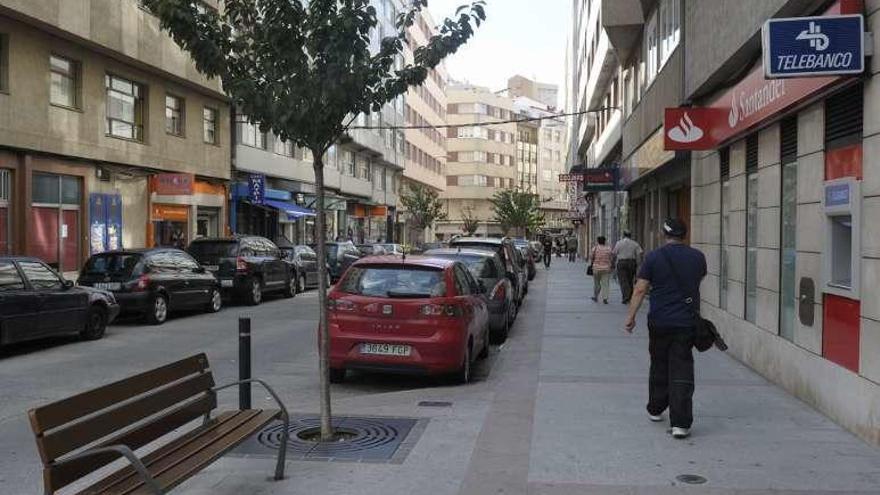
[233,415,425,463]
[676,474,708,485]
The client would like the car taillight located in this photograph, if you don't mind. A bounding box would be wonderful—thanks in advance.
[327,298,356,313]
[419,304,463,317]
[236,256,248,272]
[490,283,506,301]
[133,274,150,292]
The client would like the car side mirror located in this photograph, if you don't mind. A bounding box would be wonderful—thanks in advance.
[478,280,487,294]
[62,279,74,289]
[194,266,206,274]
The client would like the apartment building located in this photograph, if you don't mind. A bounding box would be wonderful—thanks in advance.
[401,8,448,245]
[230,0,405,245]
[508,74,559,109]
[568,0,626,251]
[0,0,231,275]
[438,84,517,238]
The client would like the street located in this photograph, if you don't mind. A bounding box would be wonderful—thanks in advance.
[2,263,880,494]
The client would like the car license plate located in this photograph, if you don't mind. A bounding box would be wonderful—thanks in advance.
[204,265,220,272]
[360,343,411,357]
[94,282,121,291]
[221,280,234,288]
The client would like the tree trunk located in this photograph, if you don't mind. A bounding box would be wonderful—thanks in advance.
[312,152,333,441]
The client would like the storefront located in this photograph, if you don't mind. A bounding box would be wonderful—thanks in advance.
[231,178,316,244]
[149,173,227,248]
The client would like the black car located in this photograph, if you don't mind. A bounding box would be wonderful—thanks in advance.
[425,248,516,343]
[316,241,361,282]
[79,249,222,325]
[188,236,295,305]
[449,237,527,307]
[1,257,119,344]
[512,239,537,281]
[279,245,327,292]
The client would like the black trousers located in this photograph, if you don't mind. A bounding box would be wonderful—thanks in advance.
[617,259,637,302]
[647,324,695,428]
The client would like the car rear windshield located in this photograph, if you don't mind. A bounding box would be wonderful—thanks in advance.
[188,241,239,259]
[338,266,446,298]
[428,254,496,279]
[82,253,143,277]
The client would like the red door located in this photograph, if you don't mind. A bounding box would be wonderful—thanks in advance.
[61,209,80,272]
[0,206,8,255]
[30,207,59,266]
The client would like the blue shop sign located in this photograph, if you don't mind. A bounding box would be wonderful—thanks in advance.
[248,174,266,205]
[763,14,864,78]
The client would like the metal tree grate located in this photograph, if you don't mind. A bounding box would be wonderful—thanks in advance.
[233,415,425,463]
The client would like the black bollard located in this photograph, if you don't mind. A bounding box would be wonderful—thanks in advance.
[239,317,251,410]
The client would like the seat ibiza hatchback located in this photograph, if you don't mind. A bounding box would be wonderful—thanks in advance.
[327,256,490,384]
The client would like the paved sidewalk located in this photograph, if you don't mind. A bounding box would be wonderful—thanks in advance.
[172,260,880,494]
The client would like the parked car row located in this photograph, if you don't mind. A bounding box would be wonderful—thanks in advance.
[326,236,535,384]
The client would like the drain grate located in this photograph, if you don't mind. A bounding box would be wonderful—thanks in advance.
[233,415,425,463]
[676,474,708,485]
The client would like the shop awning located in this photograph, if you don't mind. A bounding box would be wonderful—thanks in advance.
[264,199,316,219]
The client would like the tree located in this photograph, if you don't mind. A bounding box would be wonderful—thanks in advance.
[143,0,486,440]
[490,189,544,237]
[399,183,446,243]
[460,205,480,236]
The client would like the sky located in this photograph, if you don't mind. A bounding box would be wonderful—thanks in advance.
[427,0,570,105]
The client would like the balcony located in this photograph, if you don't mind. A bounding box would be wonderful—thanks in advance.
[601,0,646,63]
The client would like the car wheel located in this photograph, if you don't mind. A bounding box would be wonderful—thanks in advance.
[491,310,510,345]
[478,327,490,359]
[147,294,168,325]
[329,368,346,383]
[297,273,306,293]
[81,305,107,340]
[245,278,262,306]
[454,344,472,384]
[283,275,296,298]
[206,288,222,313]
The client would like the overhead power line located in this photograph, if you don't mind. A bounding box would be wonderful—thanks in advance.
[348,107,621,131]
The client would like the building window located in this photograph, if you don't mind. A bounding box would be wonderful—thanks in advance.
[274,136,294,157]
[165,94,184,136]
[239,117,266,149]
[643,0,679,88]
[106,74,145,141]
[0,34,8,92]
[719,147,730,311]
[203,107,218,144]
[779,117,798,341]
[49,55,78,108]
[745,134,759,323]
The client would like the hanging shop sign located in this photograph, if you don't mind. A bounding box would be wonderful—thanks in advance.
[582,168,618,192]
[763,15,865,78]
[248,174,266,205]
[154,173,194,195]
[558,173,585,182]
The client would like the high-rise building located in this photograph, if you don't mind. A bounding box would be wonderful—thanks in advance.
[400,8,448,245]
[437,84,518,238]
[0,0,231,275]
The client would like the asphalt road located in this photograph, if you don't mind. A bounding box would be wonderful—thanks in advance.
[0,284,511,493]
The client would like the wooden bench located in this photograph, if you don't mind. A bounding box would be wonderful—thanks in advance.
[27,353,289,495]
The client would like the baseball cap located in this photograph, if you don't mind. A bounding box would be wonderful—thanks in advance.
[662,218,688,238]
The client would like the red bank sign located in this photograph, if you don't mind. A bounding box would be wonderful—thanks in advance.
[664,0,853,151]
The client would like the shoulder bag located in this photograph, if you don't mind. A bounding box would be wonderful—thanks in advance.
[658,248,728,352]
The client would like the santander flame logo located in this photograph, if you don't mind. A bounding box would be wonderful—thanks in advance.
[666,112,704,144]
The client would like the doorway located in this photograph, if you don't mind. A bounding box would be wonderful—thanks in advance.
[30,173,82,272]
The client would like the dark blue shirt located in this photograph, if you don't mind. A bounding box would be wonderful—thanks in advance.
[637,243,707,328]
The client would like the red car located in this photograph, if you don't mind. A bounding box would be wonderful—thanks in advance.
[327,256,490,384]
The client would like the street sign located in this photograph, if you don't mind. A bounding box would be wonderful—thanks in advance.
[763,15,864,78]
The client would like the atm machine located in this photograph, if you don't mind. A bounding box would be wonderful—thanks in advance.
[822,177,861,300]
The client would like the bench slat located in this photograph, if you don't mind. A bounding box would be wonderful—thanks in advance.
[29,354,209,435]
[45,394,218,493]
[39,372,215,463]
[76,410,279,495]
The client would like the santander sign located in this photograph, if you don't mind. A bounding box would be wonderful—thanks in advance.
[664,0,852,151]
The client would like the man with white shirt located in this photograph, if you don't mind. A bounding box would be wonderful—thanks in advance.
[613,231,643,304]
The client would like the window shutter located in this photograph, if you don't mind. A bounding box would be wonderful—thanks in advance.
[746,134,758,173]
[780,116,798,164]
[825,82,863,150]
[720,147,730,180]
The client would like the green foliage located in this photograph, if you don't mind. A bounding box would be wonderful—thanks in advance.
[490,189,544,236]
[142,0,486,155]
[460,206,480,236]
[399,183,446,231]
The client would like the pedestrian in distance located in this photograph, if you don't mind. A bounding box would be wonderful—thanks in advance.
[542,236,553,268]
[567,236,578,262]
[589,236,613,304]
[623,218,707,440]
[613,231,643,304]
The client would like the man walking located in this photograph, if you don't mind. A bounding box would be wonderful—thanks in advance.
[623,219,706,439]
[613,231,643,304]
[567,235,578,262]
